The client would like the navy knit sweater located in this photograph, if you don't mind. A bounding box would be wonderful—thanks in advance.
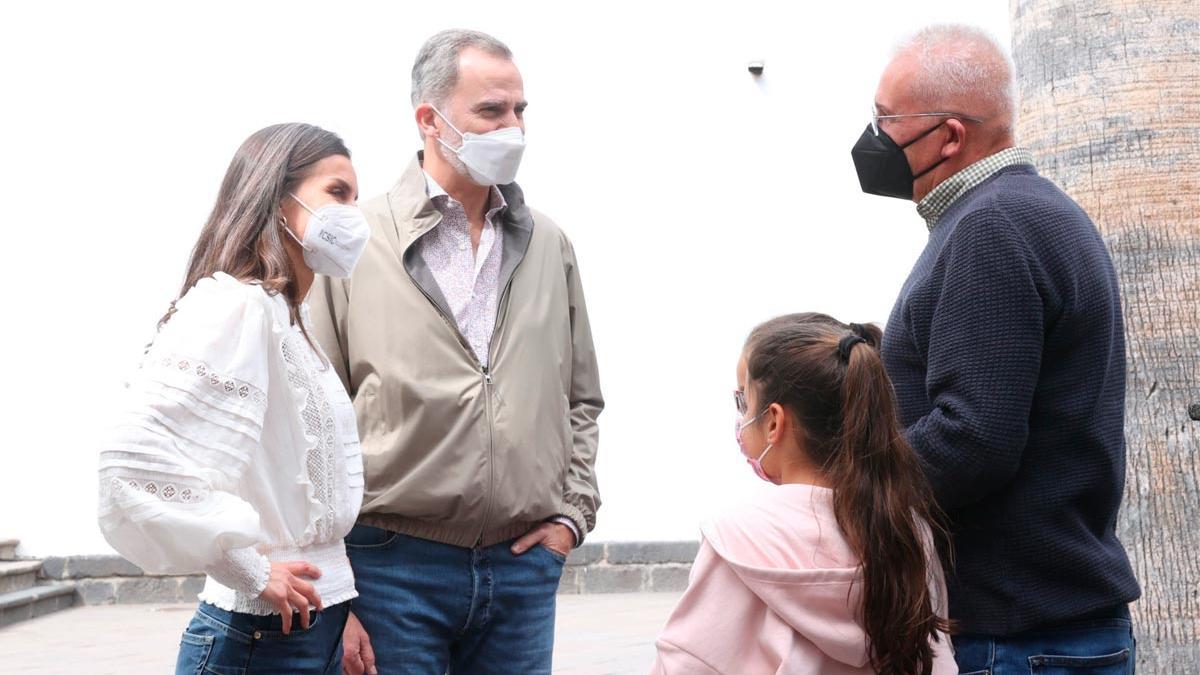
[881,164,1141,635]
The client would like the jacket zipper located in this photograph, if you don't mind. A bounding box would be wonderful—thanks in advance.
[476,364,495,547]
[403,266,495,548]
[402,229,526,548]
[472,273,519,546]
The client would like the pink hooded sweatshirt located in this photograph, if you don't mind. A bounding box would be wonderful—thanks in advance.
[651,484,956,675]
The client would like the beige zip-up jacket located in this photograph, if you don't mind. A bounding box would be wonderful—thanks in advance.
[307,154,602,548]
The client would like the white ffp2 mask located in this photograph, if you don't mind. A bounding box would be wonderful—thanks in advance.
[283,194,370,278]
[433,107,526,186]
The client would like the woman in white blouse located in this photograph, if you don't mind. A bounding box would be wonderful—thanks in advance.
[98,123,370,674]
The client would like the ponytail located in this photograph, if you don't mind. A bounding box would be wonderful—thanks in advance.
[833,324,948,675]
[744,314,949,675]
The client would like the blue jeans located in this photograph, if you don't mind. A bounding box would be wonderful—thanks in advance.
[174,601,350,675]
[954,618,1136,674]
[345,525,565,674]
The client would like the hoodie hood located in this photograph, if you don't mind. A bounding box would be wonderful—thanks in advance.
[651,484,955,675]
[700,484,870,668]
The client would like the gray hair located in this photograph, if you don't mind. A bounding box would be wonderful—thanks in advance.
[893,24,1017,133]
[411,29,513,108]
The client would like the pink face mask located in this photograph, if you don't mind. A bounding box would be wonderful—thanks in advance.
[736,411,780,485]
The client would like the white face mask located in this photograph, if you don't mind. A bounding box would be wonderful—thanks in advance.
[432,106,526,186]
[283,193,370,278]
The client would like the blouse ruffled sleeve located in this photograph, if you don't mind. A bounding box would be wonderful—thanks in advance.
[98,275,275,597]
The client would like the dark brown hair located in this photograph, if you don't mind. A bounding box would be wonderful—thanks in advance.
[158,123,350,340]
[744,312,950,675]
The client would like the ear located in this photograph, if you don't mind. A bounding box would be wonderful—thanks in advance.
[764,402,789,447]
[942,118,967,159]
[415,104,439,140]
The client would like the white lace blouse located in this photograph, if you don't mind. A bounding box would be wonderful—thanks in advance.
[98,273,363,615]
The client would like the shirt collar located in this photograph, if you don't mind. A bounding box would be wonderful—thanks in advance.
[917,147,1035,231]
[423,171,507,217]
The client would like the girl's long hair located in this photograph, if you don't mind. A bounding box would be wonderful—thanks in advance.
[744,312,951,675]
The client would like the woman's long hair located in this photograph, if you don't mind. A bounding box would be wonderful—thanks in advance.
[158,123,350,339]
[744,312,950,675]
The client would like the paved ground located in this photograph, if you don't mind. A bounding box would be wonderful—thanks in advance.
[0,592,681,674]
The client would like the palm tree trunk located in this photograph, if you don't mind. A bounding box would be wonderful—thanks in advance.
[1011,1,1200,670]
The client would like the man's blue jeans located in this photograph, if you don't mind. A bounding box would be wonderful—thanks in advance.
[954,617,1136,674]
[345,525,565,674]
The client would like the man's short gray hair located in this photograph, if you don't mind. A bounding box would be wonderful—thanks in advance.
[893,24,1017,132]
[411,29,513,108]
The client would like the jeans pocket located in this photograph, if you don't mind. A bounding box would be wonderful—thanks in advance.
[253,610,324,640]
[344,524,399,550]
[538,544,568,564]
[1029,648,1130,674]
[175,631,215,675]
[959,671,990,675]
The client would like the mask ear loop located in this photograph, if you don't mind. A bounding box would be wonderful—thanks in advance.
[912,156,949,181]
[282,193,326,251]
[899,120,951,180]
[288,192,318,216]
[279,213,311,251]
[750,405,777,462]
[761,404,777,459]
[430,106,467,153]
[896,118,949,150]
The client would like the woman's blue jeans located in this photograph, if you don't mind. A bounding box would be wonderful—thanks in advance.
[174,600,350,674]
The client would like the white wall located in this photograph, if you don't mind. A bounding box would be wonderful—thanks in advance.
[0,1,1011,556]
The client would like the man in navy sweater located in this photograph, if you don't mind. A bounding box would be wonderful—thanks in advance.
[851,25,1141,673]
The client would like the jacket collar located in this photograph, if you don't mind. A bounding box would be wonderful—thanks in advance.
[381,152,537,330]
[386,152,534,253]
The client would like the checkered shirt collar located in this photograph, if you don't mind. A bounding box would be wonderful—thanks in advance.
[917,147,1035,231]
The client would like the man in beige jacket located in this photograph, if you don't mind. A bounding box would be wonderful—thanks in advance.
[308,29,603,675]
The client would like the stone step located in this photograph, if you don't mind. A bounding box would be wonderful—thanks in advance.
[0,539,18,562]
[0,561,42,595]
[0,582,76,628]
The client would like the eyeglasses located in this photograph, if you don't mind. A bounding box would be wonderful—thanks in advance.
[870,104,984,136]
[734,389,748,416]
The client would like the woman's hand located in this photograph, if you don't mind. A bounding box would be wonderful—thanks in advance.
[258,560,323,633]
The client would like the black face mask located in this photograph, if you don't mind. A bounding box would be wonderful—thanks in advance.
[850,121,947,200]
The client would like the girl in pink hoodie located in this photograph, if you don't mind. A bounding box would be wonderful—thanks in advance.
[652,314,956,675]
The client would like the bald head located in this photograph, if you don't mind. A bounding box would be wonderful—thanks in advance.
[887,24,1016,137]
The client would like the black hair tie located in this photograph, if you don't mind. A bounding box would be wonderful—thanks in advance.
[838,334,867,361]
[849,323,871,341]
